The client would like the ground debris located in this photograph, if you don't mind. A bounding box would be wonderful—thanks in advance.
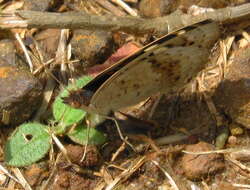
[180,142,225,180]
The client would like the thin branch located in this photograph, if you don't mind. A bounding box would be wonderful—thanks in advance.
[110,0,138,16]
[0,3,250,35]
[151,160,179,190]
[15,32,33,72]
[95,0,126,16]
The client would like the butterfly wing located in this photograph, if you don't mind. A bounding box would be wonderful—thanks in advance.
[89,20,220,115]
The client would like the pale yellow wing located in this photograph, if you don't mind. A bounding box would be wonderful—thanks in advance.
[89,21,220,115]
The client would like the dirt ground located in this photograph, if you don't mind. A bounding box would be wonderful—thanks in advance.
[0,0,250,190]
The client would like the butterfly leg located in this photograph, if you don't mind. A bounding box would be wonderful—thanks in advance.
[107,115,138,152]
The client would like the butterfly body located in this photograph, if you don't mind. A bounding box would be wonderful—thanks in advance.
[64,20,220,115]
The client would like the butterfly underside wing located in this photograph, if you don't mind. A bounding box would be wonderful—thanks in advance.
[66,20,220,115]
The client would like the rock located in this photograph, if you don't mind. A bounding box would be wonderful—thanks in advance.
[227,135,238,146]
[34,29,61,62]
[23,0,61,11]
[0,40,43,126]
[139,0,177,18]
[0,40,16,65]
[66,144,100,167]
[71,30,115,67]
[229,122,244,135]
[23,0,50,11]
[212,45,250,129]
[181,142,224,180]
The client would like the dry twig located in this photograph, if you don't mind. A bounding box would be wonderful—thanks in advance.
[110,0,137,16]
[12,168,32,190]
[151,160,179,190]
[95,0,126,16]
[1,3,250,35]
[105,156,146,190]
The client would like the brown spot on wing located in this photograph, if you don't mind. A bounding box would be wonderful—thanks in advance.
[151,56,182,85]
[120,80,125,84]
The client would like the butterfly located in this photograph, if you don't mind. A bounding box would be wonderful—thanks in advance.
[63,20,220,116]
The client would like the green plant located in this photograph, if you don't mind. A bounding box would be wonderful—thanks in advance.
[4,76,106,167]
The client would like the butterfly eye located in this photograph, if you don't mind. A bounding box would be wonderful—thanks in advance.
[63,89,94,109]
[71,101,81,108]
[62,96,73,106]
[62,94,82,108]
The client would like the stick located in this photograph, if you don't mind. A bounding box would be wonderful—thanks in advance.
[1,3,250,35]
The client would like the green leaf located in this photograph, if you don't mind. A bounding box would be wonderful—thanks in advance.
[53,76,92,128]
[68,124,106,145]
[5,123,51,167]
[86,113,105,128]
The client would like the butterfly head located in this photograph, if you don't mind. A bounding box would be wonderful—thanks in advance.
[63,89,94,110]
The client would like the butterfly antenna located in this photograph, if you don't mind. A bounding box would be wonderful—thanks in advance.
[42,58,79,96]
[80,119,91,162]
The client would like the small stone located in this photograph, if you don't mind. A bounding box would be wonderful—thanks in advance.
[139,0,177,18]
[34,29,61,62]
[23,0,51,11]
[66,144,100,167]
[71,30,115,67]
[212,45,250,129]
[227,135,238,146]
[181,142,225,180]
[229,122,244,136]
[0,44,43,126]
[23,0,61,11]
[0,40,15,65]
